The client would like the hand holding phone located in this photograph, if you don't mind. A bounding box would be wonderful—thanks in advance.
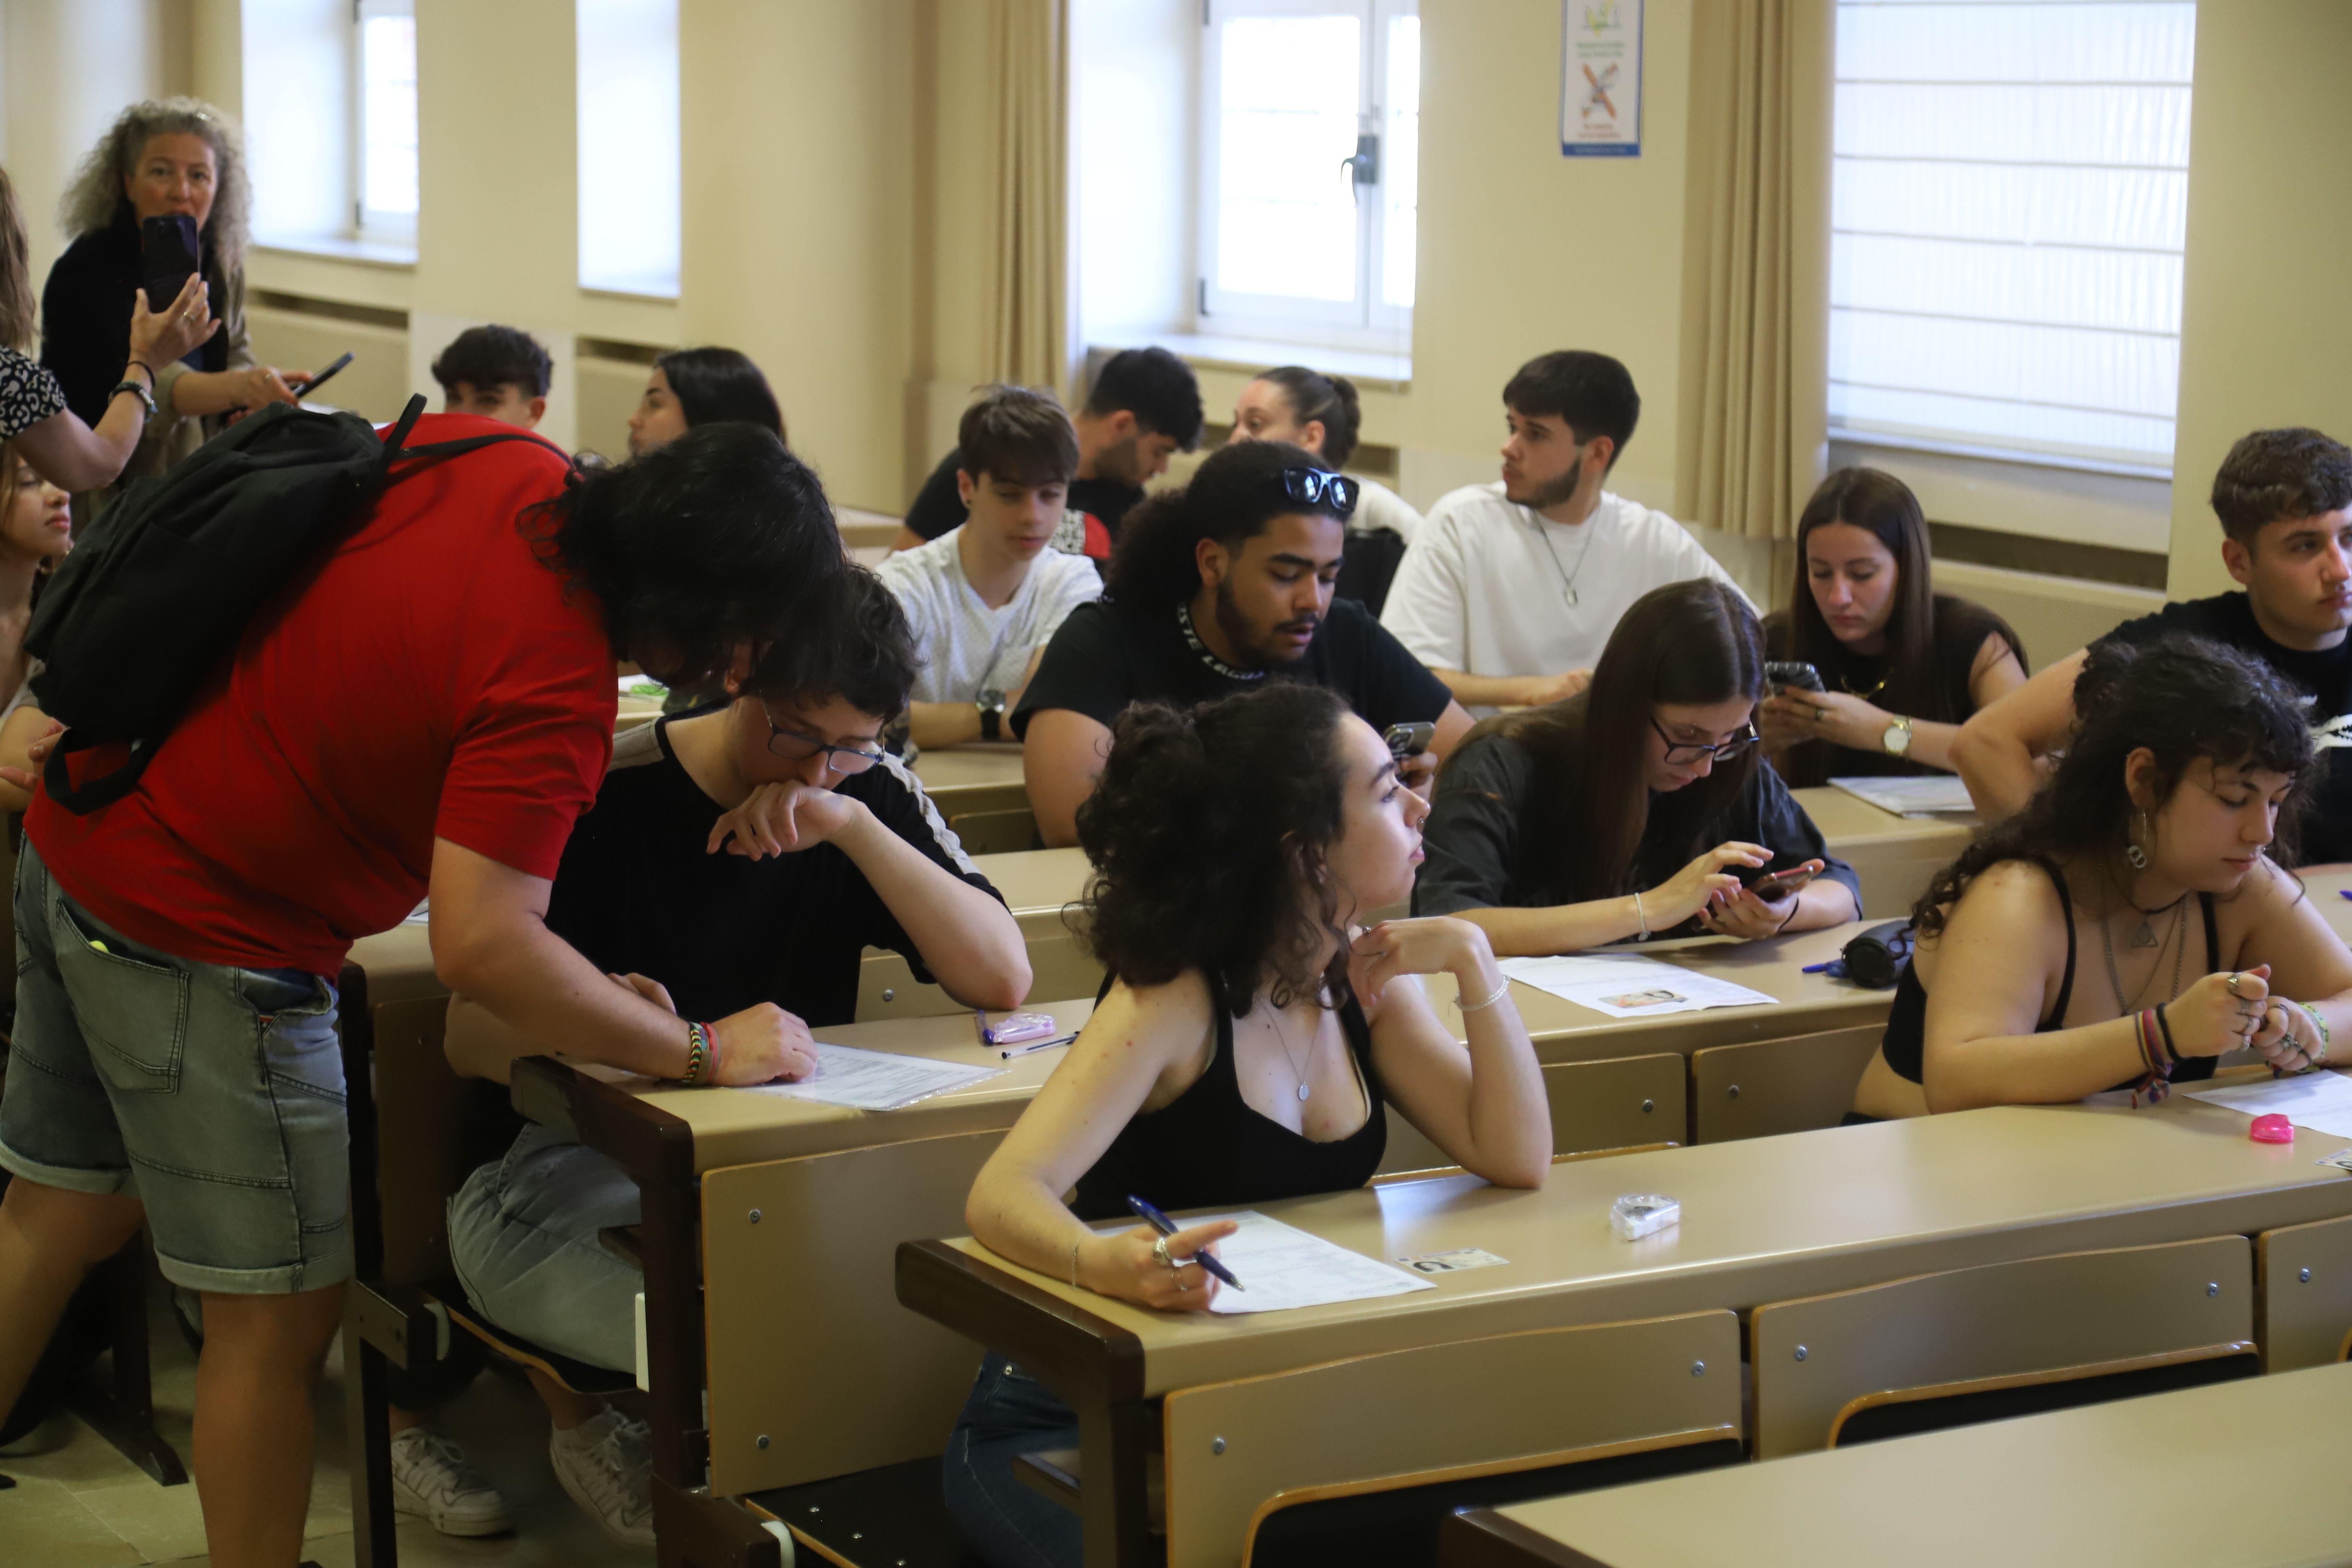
[1382,720,1436,760]
[1764,660,1825,695]
[297,352,355,401]
[1742,861,1822,902]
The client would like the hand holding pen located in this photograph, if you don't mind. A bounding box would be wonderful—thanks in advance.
[1128,1195,1244,1294]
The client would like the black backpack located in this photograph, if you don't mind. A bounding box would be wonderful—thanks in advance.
[27,394,564,813]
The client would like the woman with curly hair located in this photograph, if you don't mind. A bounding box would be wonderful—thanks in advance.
[39,98,311,502]
[946,682,1549,1568]
[1848,633,2352,1121]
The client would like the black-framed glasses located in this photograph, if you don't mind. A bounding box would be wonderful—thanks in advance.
[764,710,887,775]
[1649,716,1759,765]
[1279,467,1359,518]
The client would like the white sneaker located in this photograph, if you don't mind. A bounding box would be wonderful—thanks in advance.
[388,1427,515,1537]
[548,1407,655,1548]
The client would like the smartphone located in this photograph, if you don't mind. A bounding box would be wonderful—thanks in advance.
[977,1010,1058,1046]
[1764,660,1825,695]
[140,214,201,315]
[298,351,355,400]
[1743,862,1821,901]
[1383,720,1436,759]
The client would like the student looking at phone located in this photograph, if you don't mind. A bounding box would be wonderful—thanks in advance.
[949,684,1548,1568]
[39,100,313,504]
[1758,468,2027,785]
[1416,580,1860,952]
[1847,635,2352,1122]
[1014,439,1471,847]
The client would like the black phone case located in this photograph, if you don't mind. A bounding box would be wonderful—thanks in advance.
[141,215,201,313]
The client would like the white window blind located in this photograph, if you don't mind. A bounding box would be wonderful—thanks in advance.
[356,0,418,241]
[1829,1,2195,470]
[577,0,681,297]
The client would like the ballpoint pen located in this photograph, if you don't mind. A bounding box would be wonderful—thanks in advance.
[999,1033,1078,1059]
[1127,1195,1244,1290]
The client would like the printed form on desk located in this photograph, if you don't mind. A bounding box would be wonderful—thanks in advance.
[744,1043,1004,1112]
[2185,1069,2352,1141]
[1498,954,1776,1020]
[1179,1211,1435,1314]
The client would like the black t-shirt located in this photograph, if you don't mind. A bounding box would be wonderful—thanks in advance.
[1414,731,1862,922]
[541,715,1003,1029]
[2098,592,2352,864]
[1011,596,1453,739]
[904,446,1146,545]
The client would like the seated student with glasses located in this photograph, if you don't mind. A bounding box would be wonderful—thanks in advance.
[439,569,1028,1547]
[1415,579,1860,953]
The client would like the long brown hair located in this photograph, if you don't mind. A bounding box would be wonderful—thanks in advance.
[0,166,35,351]
[1782,467,1942,717]
[1450,579,1764,902]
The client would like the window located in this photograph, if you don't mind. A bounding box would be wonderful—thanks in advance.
[1198,0,1418,352]
[1829,1,2196,470]
[577,0,682,297]
[354,0,419,243]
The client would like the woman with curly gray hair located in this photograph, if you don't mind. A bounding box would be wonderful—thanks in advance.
[38,98,309,499]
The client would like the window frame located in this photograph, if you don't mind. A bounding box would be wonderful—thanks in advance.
[352,0,420,245]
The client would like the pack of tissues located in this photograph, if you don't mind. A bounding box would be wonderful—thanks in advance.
[1610,1194,1680,1240]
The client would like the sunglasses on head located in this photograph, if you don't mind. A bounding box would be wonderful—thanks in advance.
[1279,468,1359,518]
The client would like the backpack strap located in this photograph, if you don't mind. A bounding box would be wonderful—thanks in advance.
[375,392,571,484]
[42,731,155,815]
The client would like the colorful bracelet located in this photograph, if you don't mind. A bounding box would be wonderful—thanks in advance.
[2298,1000,2331,1065]
[680,1020,717,1087]
[2130,1008,2175,1106]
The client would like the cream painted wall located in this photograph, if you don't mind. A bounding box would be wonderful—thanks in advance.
[2165,0,2352,601]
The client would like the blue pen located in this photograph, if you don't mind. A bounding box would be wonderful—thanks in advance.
[2339,890,2351,901]
[1126,1196,1244,1291]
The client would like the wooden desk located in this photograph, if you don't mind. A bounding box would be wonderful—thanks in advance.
[1450,1358,2352,1568]
[970,845,1090,940]
[898,1096,2352,1566]
[911,743,1028,810]
[2301,864,2352,944]
[1790,786,1975,921]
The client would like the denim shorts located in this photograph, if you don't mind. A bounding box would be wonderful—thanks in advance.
[0,839,351,1294]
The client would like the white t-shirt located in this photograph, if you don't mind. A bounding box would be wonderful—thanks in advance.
[1380,484,1747,706]
[1349,475,1421,543]
[875,526,1102,704]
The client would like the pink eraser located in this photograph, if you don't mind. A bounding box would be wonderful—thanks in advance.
[2251,1114,2295,1144]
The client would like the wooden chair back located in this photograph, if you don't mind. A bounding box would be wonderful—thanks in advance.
[1689,1023,1882,1143]
[2257,1212,2352,1372]
[1376,1053,1684,1177]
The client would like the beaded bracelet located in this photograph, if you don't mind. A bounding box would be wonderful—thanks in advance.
[680,1020,718,1087]
[1457,975,1512,1013]
[2298,1000,2332,1065]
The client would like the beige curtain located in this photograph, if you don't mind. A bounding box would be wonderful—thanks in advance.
[981,0,1071,392]
[1677,0,1834,544]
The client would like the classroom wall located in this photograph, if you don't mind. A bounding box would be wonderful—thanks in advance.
[2165,0,2352,602]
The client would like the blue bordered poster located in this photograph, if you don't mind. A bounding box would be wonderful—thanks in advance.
[1562,0,1643,157]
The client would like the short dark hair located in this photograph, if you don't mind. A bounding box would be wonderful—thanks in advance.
[1102,439,1344,610]
[2211,428,2352,545]
[1084,346,1205,450]
[1256,366,1363,468]
[752,565,918,721]
[957,384,1080,488]
[1078,684,1357,1014]
[1502,350,1640,470]
[655,347,787,444]
[431,325,552,399]
[525,423,848,696]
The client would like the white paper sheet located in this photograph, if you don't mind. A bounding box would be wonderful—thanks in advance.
[1184,1211,1435,1315]
[1497,954,1777,1019]
[2185,1070,2352,1140]
[743,1043,1004,1112]
[1830,774,1979,818]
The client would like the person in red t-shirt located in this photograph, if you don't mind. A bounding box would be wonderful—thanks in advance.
[0,416,846,1566]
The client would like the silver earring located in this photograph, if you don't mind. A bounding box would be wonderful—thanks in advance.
[2126,810,2149,871]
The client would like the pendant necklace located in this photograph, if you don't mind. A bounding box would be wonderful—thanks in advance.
[2124,887,2188,949]
[2100,896,2187,1013]
[1533,516,1599,608]
[1265,1002,1315,1102]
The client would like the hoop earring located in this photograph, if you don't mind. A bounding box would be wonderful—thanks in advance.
[2126,809,2150,872]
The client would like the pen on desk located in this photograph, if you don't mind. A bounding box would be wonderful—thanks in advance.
[1127,1195,1244,1291]
[999,1033,1077,1060]
[2340,890,2351,901]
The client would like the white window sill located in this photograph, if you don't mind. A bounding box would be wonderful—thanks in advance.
[1830,424,2172,484]
[254,234,418,268]
[581,280,681,305]
[1113,331,1410,389]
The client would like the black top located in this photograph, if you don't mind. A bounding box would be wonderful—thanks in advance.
[2099,592,2352,864]
[1880,858,2219,1089]
[541,714,1002,1029]
[1765,593,2027,787]
[41,216,229,423]
[1070,989,1388,1221]
[903,446,1145,545]
[1012,595,1453,739]
[1414,730,1862,924]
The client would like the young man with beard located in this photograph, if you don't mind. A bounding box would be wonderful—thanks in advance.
[1955,428,2352,862]
[1015,440,1472,847]
[1380,351,1747,715]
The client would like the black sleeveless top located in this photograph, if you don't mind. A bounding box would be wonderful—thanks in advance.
[1883,859,2219,1090]
[1070,987,1389,1222]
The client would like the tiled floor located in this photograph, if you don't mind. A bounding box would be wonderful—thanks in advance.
[0,1294,651,1567]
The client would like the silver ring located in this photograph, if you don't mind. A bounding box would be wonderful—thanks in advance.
[1152,1236,1176,1272]
[2228,972,2246,996]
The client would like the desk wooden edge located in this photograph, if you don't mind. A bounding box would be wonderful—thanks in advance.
[896,1239,1145,1407]
[1443,1508,1617,1568]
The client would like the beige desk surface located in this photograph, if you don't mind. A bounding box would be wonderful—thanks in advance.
[910,744,1027,795]
[1790,786,1976,858]
[1484,1358,2352,1568]
[2302,863,2352,943]
[970,847,1090,937]
[945,1093,2352,1397]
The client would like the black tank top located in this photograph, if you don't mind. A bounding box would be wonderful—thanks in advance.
[1883,859,2219,1090]
[1070,986,1389,1222]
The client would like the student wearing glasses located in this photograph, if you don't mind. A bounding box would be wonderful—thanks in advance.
[439,569,1027,1547]
[1415,580,1860,953]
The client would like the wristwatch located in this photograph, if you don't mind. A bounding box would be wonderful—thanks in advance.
[1880,714,1914,758]
[976,688,1008,742]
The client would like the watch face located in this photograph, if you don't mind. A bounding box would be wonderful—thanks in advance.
[1883,720,1912,756]
[977,688,1007,711]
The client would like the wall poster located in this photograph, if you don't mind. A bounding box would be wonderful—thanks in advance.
[1562,0,1643,157]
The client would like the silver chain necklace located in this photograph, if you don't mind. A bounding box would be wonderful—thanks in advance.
[1532,513,1600,608]
[1263,1000,1317,1102]
[2099,896,2187,1014]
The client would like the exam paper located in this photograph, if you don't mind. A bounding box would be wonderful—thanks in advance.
[1184,1211,1434,1315]
[744,1043,1004,1112]
[1830,774,1978,818]
[1497,954,1777,1019]
[2185,1070,2352,1141]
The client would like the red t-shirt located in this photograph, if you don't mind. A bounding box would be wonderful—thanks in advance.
[29,413,617,975]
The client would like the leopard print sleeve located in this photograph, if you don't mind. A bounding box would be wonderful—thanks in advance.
[0,347,68,440]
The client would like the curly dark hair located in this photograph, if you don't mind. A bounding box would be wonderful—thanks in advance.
[1102,439,1347,611]
[1913,633,2314,940]
[747,565,917,721]
[525,422,848,695]
[1077,684,1357,1014]
[2210,428,2352,545]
